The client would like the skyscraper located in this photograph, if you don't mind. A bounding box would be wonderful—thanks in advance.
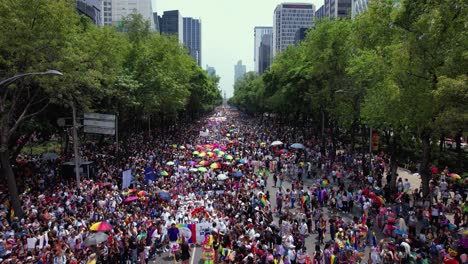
[321,0,352,19]
[315,5,325,20]
[159,10,183,43]
[111,0,154,28]
[254,27,272,73]
[234,60,246,83]
[273,3,315,56]
[76,0,102,26]
[206,65,216,77]
[102,0,112,26]
[183,17,202,66]
[351,0,369,18]
[258,34,272,74]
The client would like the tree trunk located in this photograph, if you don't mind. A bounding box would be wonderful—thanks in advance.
[420,132,431,196]
[350,120,356,152]
[0,150,23,219]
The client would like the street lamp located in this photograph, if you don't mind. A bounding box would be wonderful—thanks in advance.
[0,70,63,90]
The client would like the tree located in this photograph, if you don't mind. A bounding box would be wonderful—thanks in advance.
[389,0,467,195]
[0,0,82,218]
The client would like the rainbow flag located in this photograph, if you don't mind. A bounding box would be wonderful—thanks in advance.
[321,179,329,186]
[361,212,367,226]
[301,195,309,206]
[260,196,268,207]
[330,254,337,264]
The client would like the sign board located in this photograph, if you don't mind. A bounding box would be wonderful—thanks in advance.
[84,113,116,135]
[84,113,116,121]
[84,126,116,135]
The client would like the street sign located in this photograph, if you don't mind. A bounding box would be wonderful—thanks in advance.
[84,126,116,135]
[83,119,115,128]
[84,113,116,121]
[84,113,116,135]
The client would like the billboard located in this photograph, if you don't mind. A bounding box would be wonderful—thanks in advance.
[84,113,116,135]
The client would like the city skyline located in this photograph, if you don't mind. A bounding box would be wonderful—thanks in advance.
[154,0,322,98]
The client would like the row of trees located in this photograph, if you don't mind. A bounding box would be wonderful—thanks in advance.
[0,0,222,217]
[229,0,467,195]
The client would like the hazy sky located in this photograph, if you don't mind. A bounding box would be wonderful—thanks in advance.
[153,0,322,98]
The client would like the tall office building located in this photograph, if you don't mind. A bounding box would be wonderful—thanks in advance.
[111,0,154,28]
[351,0,368,18]
[159,10,183,43]
[234,60,246,83]
[258,34,272,74]
[206,65,216,77]
[254,27,272,73]
[102,0,112,26]
[76,0,102,25]
[273,3,315,56]
[183,17,202,66]
[153,12,160,32]
[321,0,352,19]
[315,5,325,20]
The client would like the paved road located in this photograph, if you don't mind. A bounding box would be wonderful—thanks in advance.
[149,170,377,263]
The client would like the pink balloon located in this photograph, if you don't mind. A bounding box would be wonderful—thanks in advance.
[461,253,467,262]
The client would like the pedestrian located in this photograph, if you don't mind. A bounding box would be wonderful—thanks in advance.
[179,238,190,264]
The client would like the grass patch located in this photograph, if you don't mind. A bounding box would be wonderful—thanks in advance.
[20,141,61,156]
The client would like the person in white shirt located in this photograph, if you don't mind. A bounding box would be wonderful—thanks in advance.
[299,219,309,237]
[403,179,411,192]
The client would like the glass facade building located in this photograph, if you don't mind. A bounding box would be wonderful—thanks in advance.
[273,3,315,56]
[254,27,272,73]
[183,17,202,66]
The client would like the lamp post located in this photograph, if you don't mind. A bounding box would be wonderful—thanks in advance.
[70,101,81,187]
[0,70,63,90]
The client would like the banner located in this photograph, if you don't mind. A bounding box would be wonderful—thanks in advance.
[122,169,132,190]
[144,167,155,183]
[176,222,213,244]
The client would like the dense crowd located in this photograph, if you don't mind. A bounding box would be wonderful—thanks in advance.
[0,107,466,264]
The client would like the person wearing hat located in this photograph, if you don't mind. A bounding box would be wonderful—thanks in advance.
[287,244,296,264]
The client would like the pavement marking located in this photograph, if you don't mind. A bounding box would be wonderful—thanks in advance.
[190,246,196,264]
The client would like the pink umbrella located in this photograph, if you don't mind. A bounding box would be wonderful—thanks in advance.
[124,196,138,203]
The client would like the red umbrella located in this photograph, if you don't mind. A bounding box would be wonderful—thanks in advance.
[90,222,113,232]
[124,196,139,203]
[191,207,205,216]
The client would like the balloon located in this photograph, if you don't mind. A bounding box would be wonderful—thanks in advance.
[461,253,467,262]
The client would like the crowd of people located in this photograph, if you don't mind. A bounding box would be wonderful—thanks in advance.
[0,106,466,264]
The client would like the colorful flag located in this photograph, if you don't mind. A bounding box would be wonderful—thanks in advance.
[361,212,367,226]
[330,254,337,264]
[301,195,309,208]
[372,230,377,247]
[10,208,14,222]
[260,196,268,207]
